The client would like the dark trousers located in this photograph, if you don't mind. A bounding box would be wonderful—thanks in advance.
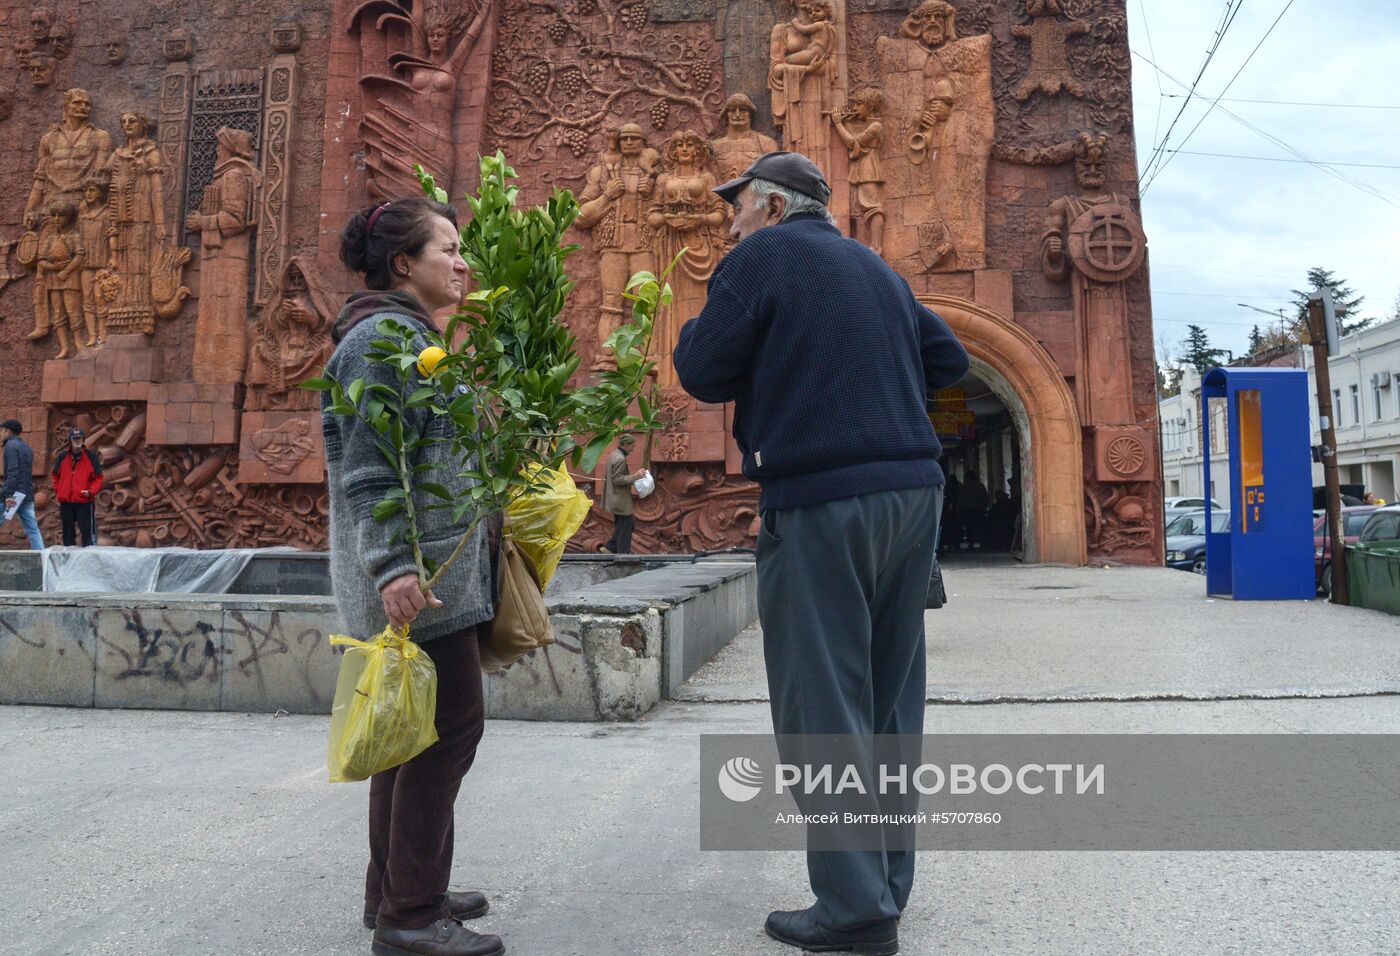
[605,513,635,553]
[60,502,96,546]
[365,626,486,930]
[757,485,942,930]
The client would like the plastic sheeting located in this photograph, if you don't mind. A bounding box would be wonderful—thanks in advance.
[41,546,301,594]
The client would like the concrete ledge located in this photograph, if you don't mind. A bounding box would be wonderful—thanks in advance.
[0,557,757,721]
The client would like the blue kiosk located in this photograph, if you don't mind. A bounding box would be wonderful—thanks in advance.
[1200,367,1315,600]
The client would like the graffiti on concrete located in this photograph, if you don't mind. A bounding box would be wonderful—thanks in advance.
[98,609,219,684]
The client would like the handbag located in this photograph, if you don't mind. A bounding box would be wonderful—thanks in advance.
[479,530,555,673]
[925,558,948,610]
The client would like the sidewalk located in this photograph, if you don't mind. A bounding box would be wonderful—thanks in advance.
[3,564,1398,956]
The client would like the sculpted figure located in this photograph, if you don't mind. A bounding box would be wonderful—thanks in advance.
[876,0,994,272]
[576,124,660,368]
[710,93,778,183]
[1041,133,1146,426]
[769,0,839,175]
[351,0,496,199]
[24,89,112,342]
[78,173,111,346]
[104,111,189,334]
[246,257,335,411]
[104,28,129,66]
[828,87,885,255]
[190,128,259,384]
[36,201,84,359]
[648,130,725,387]
[26,53,55,88]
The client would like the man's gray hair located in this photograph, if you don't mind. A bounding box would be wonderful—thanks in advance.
[747,177,833,223]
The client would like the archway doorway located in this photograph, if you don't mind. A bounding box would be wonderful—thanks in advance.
[935,362,1026,560]
[920,295,1087,565]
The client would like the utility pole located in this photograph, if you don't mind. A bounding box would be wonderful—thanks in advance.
[1307,290,1347,605]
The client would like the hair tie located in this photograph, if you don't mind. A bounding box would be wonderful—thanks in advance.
[365,201,392,234]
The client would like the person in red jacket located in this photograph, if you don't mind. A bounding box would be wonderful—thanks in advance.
[52,427,103,546]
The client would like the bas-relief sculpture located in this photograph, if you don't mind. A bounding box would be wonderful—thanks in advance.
[104,111,191,335]
[1011,0,1087,101]
[17,6,71,88]
[769,0,844,180]
[245,257,335,412]
[829,87,885,255]
[710,93,777,183]
[1040,132,1144,428]
[350,0,496,200]
[575,124,660,370]
[876,0,994,274]
[191,128,259,384]
[36,200,84,359]
[648,130,723,387]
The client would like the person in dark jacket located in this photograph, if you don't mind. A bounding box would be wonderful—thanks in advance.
[51,427,103,546]
[598,434,645,553]
[673,152,969,955]
[328,197,503,956]
[1,419,44,550]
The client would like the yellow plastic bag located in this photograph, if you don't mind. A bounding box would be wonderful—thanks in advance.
[326,625,439,783]
[506,465,591,589]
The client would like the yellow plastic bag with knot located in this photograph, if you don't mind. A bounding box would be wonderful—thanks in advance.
[326,625,438,783]
[506,465,592,589]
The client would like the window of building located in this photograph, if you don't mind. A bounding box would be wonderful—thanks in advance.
[1333,389,1343,428]
[1376,382,1385,422]
[1350,385,1361,426]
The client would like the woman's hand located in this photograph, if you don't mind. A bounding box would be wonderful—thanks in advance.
[380,572,442,628]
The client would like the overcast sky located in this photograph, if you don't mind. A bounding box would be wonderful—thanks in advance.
[1128,0,1400,358]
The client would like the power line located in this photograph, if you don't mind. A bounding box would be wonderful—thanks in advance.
[1136,0,1168,154]
[1132,49,1400,210]
[1165,149,1400,170]
[1137,0,1248,185]
[1144,0,1298,192]
[1162,94,1400,110]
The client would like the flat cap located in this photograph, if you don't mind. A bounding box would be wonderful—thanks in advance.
[713,151,831,207]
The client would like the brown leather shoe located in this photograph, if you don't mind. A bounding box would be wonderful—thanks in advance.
[364,892,489,929]
[371,917,504,956]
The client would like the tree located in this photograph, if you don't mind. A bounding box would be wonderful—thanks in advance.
[1290,267,1373,338]
[1247,324,1265,355]
[1155,330,1184,397]
[1181,324,1228,375]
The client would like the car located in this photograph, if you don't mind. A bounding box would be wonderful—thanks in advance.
[1358,504,1400,546]
[1165,510,1231,573]
[1313,506,1380,596]
[1165,496,1224,524]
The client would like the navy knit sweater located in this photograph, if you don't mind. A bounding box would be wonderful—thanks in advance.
[673,214,970,510]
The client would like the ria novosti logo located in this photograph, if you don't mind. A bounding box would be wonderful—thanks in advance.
[717,756,764,802]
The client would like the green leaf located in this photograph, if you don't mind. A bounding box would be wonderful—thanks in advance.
[372,499,403,522]
[418,481,454,502]
[299,376,333,391]
[347,379,365,405]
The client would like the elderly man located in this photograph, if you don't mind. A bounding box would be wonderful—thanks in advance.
[599,433,645,554]
[673,152,969,954]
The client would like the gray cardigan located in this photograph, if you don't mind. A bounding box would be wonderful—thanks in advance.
[322,307,494,642]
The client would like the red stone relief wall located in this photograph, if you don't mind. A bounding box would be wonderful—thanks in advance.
[0,0,1160,564]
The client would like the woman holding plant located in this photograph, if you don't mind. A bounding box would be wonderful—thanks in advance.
[326,196,503,956]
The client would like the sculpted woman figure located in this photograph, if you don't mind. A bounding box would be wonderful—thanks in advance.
[352,0,496,199]
[647,130,724,387]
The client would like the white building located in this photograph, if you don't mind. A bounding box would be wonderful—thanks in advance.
[1159,316,1400,504]
[1302,316,1400,502]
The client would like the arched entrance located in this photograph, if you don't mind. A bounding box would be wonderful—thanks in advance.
[921,294,1087,565]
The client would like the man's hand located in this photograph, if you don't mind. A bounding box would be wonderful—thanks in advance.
[80,490,91,499]
[380,573,442,628]
[632,470,647,481]
[1045,235,1063,256]
[604,178,626,200]
[4,498,14,510]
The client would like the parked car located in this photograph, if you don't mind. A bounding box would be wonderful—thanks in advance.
[1358,505,1400,546]
[1165,496,1224,524]
[1313,506,1379,596]
[1165,510,1231,573]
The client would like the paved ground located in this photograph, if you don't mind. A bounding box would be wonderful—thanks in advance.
[3,563,1399,956]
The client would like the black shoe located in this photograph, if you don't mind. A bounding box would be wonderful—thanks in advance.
[371,917,504,956]
[765,908,898,955]
[364,892,490,929]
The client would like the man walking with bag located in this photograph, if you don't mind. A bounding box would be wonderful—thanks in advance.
[673,152,969,955]
[598,433,645,554]
[1,419,45,550]
[52,428,103,546]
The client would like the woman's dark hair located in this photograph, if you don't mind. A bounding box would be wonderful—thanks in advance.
[339,196,458,290]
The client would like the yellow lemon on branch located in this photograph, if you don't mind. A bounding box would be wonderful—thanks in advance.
[416,346,448,376]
